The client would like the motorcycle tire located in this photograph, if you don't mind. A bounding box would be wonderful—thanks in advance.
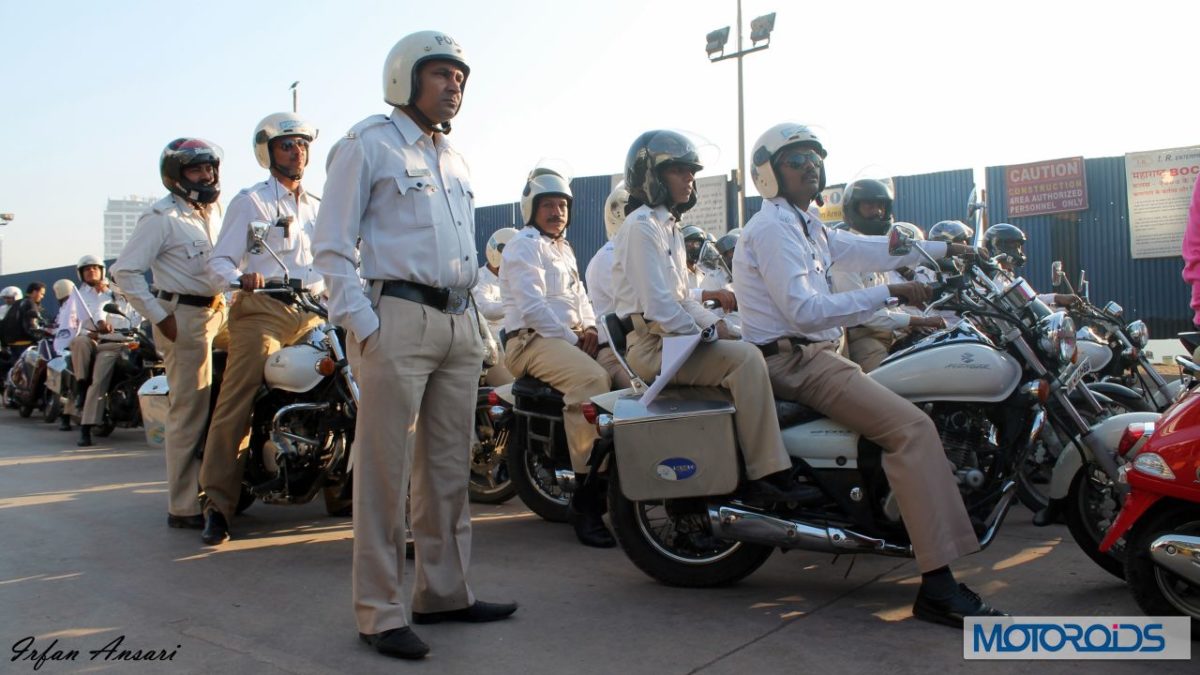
[42,390,61,424]
[606,465,773,588]
[1064,464,1125,580]
[93,420,116,438]
[1124,505,1200,640]
[468,429,516,505]
[18,402,33,418]
[508,436,570,523]
[235,483,256,515]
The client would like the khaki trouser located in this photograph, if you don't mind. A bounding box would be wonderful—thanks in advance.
[846,326,894,374]
[596,345,633,390]
[483,360,514,387]
[69,335,124,426]
[626,318,790,480]
[199,292,323,519]
[153,301,226,517]
[505,332,611,474]
[764,339,979,572]
[348,296,482,635]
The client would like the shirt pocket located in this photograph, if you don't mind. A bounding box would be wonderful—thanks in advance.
[543,264,573,297]
[267,218,297,253]
[394,175,436,228]
[458,177,475,214]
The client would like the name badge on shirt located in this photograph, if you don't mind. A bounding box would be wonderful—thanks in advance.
[406,167,432,178]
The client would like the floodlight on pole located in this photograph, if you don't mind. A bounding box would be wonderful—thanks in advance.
[289,81,300,113]
[706,1,776,231]
[0,213,13,225]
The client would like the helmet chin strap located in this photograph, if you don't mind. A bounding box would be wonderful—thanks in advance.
[271,161,304,181]
[405,104,453,135]
[534,223,566,240]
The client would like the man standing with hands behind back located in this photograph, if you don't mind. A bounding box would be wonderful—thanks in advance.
[313,31,516,661]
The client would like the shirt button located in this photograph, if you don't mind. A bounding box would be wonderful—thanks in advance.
[463,256,469,261]
[456,220,462,226]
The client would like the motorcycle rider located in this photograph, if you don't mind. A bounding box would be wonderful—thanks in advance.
[584,182,634,389]
[984,223,1079,308]
[475,227,518,386]
[500,166,615,548]
[198,112,329,546]
[830,179,945,372]
[734,122,1007,627]
[50,279,78,431]
[611,129,812,503]
[714,230,740,281]
[312,31,516,661]
[62,255,137,446]
[1,282,47,357]
[0,286,21,320]
[681,225,737,305]
[111,138,228,531]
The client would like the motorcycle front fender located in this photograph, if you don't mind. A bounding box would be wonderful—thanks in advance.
[1099,488,1162,553]
[1085,381,1153,412]
[1048,411,1162,500]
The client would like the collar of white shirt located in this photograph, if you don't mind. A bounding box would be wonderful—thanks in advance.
[389,107,438,148]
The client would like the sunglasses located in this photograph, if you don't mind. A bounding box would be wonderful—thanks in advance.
[778,150,823,170]
[276,138,310,152]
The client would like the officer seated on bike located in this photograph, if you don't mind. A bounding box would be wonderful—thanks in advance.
[499,165,614,548]
[985,223,1080,309]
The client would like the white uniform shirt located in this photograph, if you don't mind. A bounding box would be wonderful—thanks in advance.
[208,176,324,293]
[52,284,138,354]
[473,264,504,340]
[111,194,223,325]
[733,197,947,345]
[829,263,914,332]
[612,205,719,335]
[584,242,617,345]
[500,226,595,345]
[313,109,477,342]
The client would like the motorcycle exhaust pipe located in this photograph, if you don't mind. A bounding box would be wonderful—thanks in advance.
[1149,534,1200,585]
[707,504,912,558]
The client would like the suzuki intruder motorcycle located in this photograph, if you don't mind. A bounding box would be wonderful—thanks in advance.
[586,225,1150,588]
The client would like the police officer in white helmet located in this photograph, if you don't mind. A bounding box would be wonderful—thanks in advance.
[0,286,21,320]
[312,30,516,661]
[475,227,518,386]
[584,182,634,390]
[198,112,329,546]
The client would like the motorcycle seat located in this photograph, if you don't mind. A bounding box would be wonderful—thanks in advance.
[512,376,564,402]
[775,399,822,427]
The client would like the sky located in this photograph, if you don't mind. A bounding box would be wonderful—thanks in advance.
[0,0,1197,274]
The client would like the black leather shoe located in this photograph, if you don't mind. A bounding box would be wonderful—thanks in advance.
[58,416,72,431]
[358,627,429,660]
[569,508,616,548]
[77,425,94,447]
[167,514,205,529]
[201,511,230,546]
[412,600,518,625]
[913,583,1008,628]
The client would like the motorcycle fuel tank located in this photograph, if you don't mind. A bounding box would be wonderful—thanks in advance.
[871,342,1021,403]
[263,343,326,393]
[1076,327,1112,374]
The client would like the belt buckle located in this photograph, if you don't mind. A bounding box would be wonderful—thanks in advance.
[444,288,469,315]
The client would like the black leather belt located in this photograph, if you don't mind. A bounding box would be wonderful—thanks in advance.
[756,336,818,358]
[502,328,534,347]
[377,279,470,315]
[156,290,221,308]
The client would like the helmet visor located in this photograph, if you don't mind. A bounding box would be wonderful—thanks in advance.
[167,139,224,167]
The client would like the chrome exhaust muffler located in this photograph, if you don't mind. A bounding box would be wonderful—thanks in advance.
[707,504,912,557]
[1149,534,1200,585]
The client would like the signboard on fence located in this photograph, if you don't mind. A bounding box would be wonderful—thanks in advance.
[1004,156,1088,218]
[1126,146,1200,259]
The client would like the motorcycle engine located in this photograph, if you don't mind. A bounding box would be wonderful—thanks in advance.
[932,406,996,493]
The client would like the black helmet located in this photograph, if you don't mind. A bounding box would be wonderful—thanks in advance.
[680,225,711,266]
[983,223,1027,266]
[160,138,222,205]
[842,179,894,236]
[929,220,974,244]
[625,130,703,214]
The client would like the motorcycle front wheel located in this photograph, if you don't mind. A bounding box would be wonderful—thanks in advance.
[607,465,772,588]
[1064,463,1125,579]
[508,435,570,522]
[42,388,61,423]
[1124,505,1200,640]
[467,414,516,505]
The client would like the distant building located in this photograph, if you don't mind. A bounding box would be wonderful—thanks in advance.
[103,196,155,259]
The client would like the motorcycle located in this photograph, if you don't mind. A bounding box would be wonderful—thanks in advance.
[75,307,164,437]
[468,379,515,504]
[3,333,52,418]
[585,224,1149,588]
[1100,356,1200,639]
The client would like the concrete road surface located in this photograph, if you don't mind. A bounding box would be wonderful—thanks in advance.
[0,412,1193,673]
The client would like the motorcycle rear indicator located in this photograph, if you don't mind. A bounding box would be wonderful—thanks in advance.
[1117,422,1154,457]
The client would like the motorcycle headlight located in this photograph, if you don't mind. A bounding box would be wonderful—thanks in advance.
[1126,319,1149,349]
[1037,311,1077,365]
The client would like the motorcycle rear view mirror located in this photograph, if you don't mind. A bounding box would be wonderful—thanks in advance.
[102,302,126,318]
[887,224,915,256]
[248,220,271,255]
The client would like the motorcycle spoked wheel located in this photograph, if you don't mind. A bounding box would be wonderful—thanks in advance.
[606,467,773,588]
[42,388,61,423]
[18,398,34,418]
[1124,505,1200,640]
[467,421,516,504]
[508,436,571,522]
[1064,463,1125,580]
[92,413,116,438]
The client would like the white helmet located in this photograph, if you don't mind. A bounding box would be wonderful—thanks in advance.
[519,167,573,228]
[383,31,469,110]
[750,123,828,200]
[253,112,318,170]
[604,181,630,240]
[485,227,520,268]
[52,279,76,302]
[77,254,105,282]
[0,286,21,301]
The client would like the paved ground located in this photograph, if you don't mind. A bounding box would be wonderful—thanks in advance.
[0,411,1194,674]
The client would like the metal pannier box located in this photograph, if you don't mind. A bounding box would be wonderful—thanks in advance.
[137,375,169,448]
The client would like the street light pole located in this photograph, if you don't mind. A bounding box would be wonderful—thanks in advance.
[706,2,775,230]
[289,81,300,113]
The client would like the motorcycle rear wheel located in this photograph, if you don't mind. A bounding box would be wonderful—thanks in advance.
[607,466,773,588]
[1064,463,1125,580]
[93,418,116,438]
[508,436,570,522]
[1124,505,1200,640]
[42,389,61,423]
